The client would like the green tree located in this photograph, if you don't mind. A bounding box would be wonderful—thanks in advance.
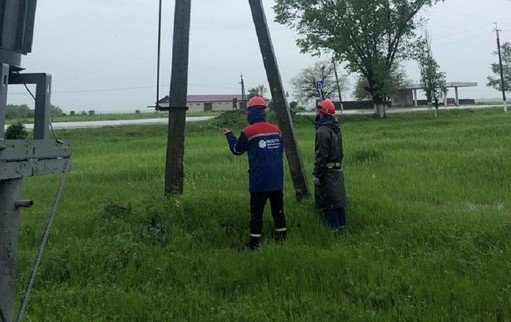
[290,60,348,105]
[274,0,443,118]
[50,104,66,117]
[247,85,268,99]
[487,42,511,93]
[416,34,446,105]
[5,104,33,119]
[353,65,410,102]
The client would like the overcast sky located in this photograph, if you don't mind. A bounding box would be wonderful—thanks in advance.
[7,0,511,113]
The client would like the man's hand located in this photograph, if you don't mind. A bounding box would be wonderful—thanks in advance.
[222,128,231,135]
[313,176,322,186]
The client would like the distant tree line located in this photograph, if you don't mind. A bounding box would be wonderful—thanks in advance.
[5,104,66,119]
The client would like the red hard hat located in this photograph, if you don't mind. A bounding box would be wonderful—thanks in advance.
[317,99,336,116]
[248,96,267,109]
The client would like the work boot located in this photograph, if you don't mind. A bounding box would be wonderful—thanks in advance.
[249,236,261,250]
[275,228,287,243]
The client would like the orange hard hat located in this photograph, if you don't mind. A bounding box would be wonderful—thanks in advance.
[317,99,336,116]
[248,96,267,109]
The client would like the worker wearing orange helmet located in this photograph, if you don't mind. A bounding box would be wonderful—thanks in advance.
[313,99,347,231]
[222,96,287,249]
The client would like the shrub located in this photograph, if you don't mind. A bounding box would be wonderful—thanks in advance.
[5,122,28,140]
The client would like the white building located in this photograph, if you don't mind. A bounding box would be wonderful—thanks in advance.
[158,95,247,112]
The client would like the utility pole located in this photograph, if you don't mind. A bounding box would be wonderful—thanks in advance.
[240,74,247,109]
[248,0,309,201]
[332,58,344,112]
[165,0,192,196]
[495,22,508,112]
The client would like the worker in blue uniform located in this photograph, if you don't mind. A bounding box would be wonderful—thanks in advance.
[222,96,287,249]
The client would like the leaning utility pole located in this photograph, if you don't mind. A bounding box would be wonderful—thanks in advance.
[494,22,508,112]
[332,58,344,112]
[248,0,309,201]
[165,0,192,195]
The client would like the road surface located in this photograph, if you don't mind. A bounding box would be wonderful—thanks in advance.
[3,105,502,131]
[4,116,215,131]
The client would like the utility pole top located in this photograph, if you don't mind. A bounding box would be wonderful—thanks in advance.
[493,21,508,112]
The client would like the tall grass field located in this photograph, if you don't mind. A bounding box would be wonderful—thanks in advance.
[16,109,511,320]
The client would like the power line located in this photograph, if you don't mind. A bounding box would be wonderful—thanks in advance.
[9,83,238,95]
[434,30,491,48]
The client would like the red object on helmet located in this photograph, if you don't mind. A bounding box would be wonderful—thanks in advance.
[317,99,336,116]
[248,96,267,109]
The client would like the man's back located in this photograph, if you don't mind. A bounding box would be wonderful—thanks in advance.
[242,121,284,192]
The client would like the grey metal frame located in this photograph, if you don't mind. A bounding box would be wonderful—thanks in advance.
[0,68,70,322]
[9,73,52,140]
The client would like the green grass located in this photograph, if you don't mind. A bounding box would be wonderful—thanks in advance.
[16,109,511,320]
[475,99,505,106]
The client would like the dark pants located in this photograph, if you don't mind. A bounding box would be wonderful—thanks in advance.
[324,207,346,230]
[249,190,287,248]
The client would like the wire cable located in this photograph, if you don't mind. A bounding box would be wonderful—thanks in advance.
[16,159,71,322]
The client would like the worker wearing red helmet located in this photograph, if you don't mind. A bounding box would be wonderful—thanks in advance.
[313,99,347,231]
[222,96,287,249]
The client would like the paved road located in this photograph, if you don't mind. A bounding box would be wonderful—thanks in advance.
[4,105,501,131]
[4,116,215,131]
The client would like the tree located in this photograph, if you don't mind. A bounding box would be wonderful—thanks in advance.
[416,34,446,105]
[487,42,511,93]
[353,65,410,102]
[290,60,347,105]
[50,104,66,117]
[247,85,268,99]
[274,0,443,118]
[5,104,33,119]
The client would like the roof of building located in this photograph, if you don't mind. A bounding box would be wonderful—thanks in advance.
[158,95,246,104]
[404,82,478,90]
[157,95,270,107]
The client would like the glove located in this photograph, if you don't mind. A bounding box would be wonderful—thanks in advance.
[313,176,321,186]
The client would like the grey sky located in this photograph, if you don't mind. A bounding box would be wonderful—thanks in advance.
[7,0,511,112]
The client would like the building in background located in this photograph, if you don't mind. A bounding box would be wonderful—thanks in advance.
[391,82,478,107]
[158,95,268,112]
